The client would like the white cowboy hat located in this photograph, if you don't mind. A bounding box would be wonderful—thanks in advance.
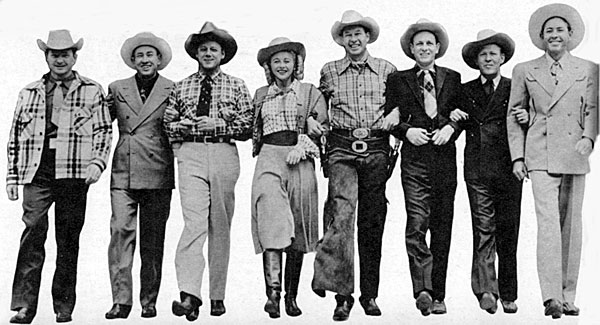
[120,32,172,70]
[37,29,83,52]
[400,18,449,60]
[330,10,380,46]
[462,29,515,69]
[528,3,585,51]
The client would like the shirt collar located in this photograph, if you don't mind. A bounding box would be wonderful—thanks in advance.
[545,51,572,68]
[338,53,378,75]
[197,68,221,82]
[480,74,501,89]
[267,79,300,97]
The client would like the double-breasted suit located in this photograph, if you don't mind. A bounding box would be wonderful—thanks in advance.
[107,75,175,308]
[507,53,598,304]
[461,76,522,302]
[385,65,462,302]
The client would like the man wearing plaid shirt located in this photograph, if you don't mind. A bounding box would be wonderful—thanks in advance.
[311,10,397,321]
[163,22,253,321]
[6,30,112,324]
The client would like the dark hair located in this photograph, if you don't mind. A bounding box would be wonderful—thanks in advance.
[539,16,572,38]
[131,45,162,61]
[411,30,439,45]
[45,48,77,56]
[340,24,369,36]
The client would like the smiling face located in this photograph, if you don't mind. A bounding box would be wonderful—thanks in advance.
[132,45,161,77]
[410,31,440,68]
[341,25,370,61]
[46,49,77,80]
[541,17,572,57]
[269,51,295,85]
[476,44,505,78]
[196,40,224,73]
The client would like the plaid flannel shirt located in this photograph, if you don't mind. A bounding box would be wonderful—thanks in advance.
[163,69,253,142]
[319,53,396,130]
[7,72,112,185]
[261,80,301,135]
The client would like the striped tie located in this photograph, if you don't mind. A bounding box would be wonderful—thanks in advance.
[550,61,562,85]
[422,71,437,118]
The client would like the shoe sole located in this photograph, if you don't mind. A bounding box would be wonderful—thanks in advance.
[416,294,432,316]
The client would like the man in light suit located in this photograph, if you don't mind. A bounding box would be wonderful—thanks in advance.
[384,18,462,316]
[507,3,598,319]
[451,29,523,314]
[104,32,175,320]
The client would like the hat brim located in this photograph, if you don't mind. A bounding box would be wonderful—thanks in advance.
[528,3,584,51]
[257,42,306,67]
[400,22,449,60]
[331,18,380,46]
[37,38,84,52]
[120,35,172,70]
[461,33,515,70]
[184,31,238,65]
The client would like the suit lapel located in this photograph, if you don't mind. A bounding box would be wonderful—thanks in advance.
[548,62,580,110]
[434,66,446,100]
[404,67,424,110]
[121,77,143,115]
[130,75,171,132]
[529,56,555,99]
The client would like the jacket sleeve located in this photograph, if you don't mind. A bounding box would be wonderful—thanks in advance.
[6,91,25,185]
[507,63,529,162]
[582,62,599,143]
[90,87,113,172]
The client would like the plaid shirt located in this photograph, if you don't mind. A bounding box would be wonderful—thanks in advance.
[320,53,396,129]
[7,71,112,185]
[163,69,253,142]
[261,80,301,135]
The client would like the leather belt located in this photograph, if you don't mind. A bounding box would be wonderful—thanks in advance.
[182,135,233,143]
[329,132,388,154]
[331,128,386,139]
[262,131,298,146]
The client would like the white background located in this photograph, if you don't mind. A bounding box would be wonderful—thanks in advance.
[0,0,598,324]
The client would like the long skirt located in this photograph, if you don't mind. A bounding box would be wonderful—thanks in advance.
[251,144,319,254]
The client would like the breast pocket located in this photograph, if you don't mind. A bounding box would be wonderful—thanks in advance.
[217,97,237,122]
[19,111,35,139]
[73,106,93,136]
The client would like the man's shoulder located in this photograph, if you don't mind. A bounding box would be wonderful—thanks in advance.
[218,71,247,85]
[437,65,461,78]
[77,73,103,90]
[369,56,396,70]
[570,55,598,70]
[108,76,134,89]
[22,78,44,91]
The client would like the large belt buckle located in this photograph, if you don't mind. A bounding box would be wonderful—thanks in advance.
[351,140,368,153]
[352,128,369,139]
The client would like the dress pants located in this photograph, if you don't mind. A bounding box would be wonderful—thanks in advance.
[529,171,585,304]
[10,175,88,314]
[174,142,240,301]
[466,176,521,301]
[108,188,171,307]
[312,150,388,298]
[401,144,456,301]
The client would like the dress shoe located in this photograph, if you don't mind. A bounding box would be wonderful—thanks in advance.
[55,312,72,323]
[172,292,202,322]
[210,300,226,316]
[141,305,157,318]
[415,291,432,316]
[544,299,563,319]
[563,302,580,316]
[332,295,354,321]
[479,292,497,314]
[432,300,447,314]
[359,297,381,316]
[284,296,302,317]
[105,304,132,319]
[500,300,518,313]
[9,307,35,324]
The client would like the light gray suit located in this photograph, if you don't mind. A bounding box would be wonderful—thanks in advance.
[507,53,598,304]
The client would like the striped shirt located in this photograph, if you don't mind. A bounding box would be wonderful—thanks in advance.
[261,80,301,135]
[7,71,112,185]
[163,69,253,142]
[319,53,396,130]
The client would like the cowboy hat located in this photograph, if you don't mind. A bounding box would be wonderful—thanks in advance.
[528,3,585,51]
[37,29,83,52]
[462,29,515,69]
[257,37,306,66]
[120,32,172,70]
[184,21,237,64]
[331,10,380,46]
[400,18,449,60]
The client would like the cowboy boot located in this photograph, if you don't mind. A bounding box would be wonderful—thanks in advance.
[284,250,304,317]
[263,249,282,318]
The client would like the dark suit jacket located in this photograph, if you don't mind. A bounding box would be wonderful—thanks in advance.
[108,75,175,189]
[461,77,513,180]
[385,65,463,163]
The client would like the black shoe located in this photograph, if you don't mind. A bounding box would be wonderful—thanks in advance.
[141,305,156,318]
[359,297,381,316]
[210,300,226,316]
[544,299,563,319]
[9,307,35,324]
[563,302,580,316]
[332,295,354,321]
[105,304,132,319]
[500,299,518,313]
[432,300,447,314]
[415,291,432,316]
[172,292,202,322]
[479,292,498,314]
[55,312,72,323]
[284,296,302,317]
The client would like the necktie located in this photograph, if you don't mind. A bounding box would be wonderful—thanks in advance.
[197,76,212,117]
[51,81,64,126]
[550,61,562,85]
[351,62,366,73]
[140,88,147,104]
[483,78,494,97]
[422,70,437,118]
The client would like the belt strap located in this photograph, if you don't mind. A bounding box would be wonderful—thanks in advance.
[182,135,232,143]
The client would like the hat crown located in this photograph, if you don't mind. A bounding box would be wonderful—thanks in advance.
[46,29,76,48]
[339,10,365,24]
[199,21,220,35]
[268,37,293,47]
[415,18,433,25]
[476,29,497,41]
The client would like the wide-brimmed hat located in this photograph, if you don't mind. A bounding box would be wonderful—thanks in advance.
[37,29,83,52]
[528,3,585,51]
[120,32,172,70]
[400,18,449,60]
[184,21,237,64]
[331,10,380,46]
[462,29,515,69]
[257,37,306,67]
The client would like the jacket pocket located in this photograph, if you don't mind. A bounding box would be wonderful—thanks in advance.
[74,106,93,136]
[19,111,35,139]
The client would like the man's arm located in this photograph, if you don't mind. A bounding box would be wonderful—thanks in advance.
[88,88,113,183]
[507,63,529,163]
[6,90,25,192]
[213,80,254,140]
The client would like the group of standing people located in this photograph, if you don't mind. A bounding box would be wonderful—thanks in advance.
[5,3,597,324]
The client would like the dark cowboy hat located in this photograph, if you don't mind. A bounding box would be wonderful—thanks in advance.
[400,18,449,60]
[462,29,515,69]
[257,37,306,67]
[528,3,584,51]
[120,32,172,70]
[184,21,238,64]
